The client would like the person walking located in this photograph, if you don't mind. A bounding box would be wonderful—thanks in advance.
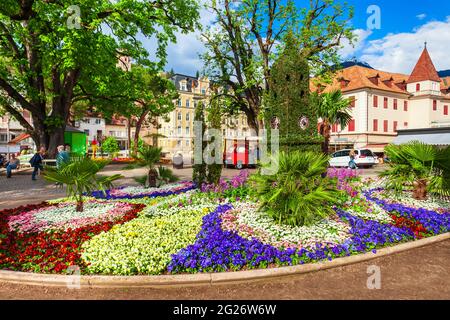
[56,145,69,169]
[30,147,46,180]
[6,154,21,178]
[348,149,357,169]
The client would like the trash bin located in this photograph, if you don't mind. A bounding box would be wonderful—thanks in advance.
[173,153,183,169]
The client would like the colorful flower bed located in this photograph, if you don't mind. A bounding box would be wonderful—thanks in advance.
[1,174,449,276]
[0,202,144,273]
[91,181,196,200]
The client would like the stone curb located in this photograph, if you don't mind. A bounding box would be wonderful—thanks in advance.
[0,232,449,288]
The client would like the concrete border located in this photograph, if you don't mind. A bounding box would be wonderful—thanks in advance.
[0,232,449,288]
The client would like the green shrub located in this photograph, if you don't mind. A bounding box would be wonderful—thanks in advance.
[102,137,120,157]
[380,141,450,199]
[250,151,340,226]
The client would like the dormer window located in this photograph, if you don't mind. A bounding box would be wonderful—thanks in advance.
[395,80,407,91]
[382,77,394,87]
[368,74,380,85]
[338,77,350,89]
[180,81,187,91]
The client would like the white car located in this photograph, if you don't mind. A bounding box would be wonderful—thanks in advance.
[329,149,377,168]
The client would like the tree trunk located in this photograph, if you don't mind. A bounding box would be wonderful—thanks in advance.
[76,199,84,212]
[133,110,149,156]
[320,120,331,154]
[48,126,66,158]
[413,179,428,200]
[147,168,158,188]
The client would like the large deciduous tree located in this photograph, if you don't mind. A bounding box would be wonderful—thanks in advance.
[0,0,199,157]
[202,0,355,132]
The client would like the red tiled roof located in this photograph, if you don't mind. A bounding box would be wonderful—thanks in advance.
[311,65,410,95]
[407,48,441,83]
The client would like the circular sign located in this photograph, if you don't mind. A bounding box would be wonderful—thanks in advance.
[299,116,309,130]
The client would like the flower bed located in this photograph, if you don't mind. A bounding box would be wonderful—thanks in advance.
[167,204,414,274]
[81,204,216,275]
[8,201,136,233]
[0,202,145,273]
[91,181,196,200]
[1,175,449,276]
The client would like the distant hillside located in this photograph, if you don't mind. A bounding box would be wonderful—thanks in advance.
[438,70,450,77]
[340,61,374,69]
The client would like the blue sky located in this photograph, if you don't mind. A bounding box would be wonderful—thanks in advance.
[157,0,450,76]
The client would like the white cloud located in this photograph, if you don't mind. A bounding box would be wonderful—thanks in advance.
[359,17,450,74]
[339,28,372,59]
[416,14,427,20]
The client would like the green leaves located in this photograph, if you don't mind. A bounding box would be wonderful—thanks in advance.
[250,151,340,227]
[381,141,450,197]
[43,156,123,211]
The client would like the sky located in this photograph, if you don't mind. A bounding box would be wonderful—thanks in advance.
[149,0,450,76]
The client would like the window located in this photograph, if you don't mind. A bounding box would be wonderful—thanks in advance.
[180,82,187,91]
[84,118,90,124]
[95,119,102,125]
[185,126,190,135]
[186,113,190,121]
[433,100,437,111]
[349,96,356,108]
[177,99,182,107]
[186,140,190,147]
[383,120,388,132]
[201,88,206,95]
[0,134,7,142]
[177,126,181,135]
[416,83,420,92]
[393,99,398,110]
[186,99,190,108]
[445,105,449,116]
[84,129,90,136]
[404,122,408,128]
[177,112,182,121]
[177,140,181,147]
[348,119,355,132]
[360,150,374,157]
[393,121,398,132]
[373,96,378,108]
[384,97,388,109]
[332,123,338,132]
[404,101,408,111]
[373,119,378,132]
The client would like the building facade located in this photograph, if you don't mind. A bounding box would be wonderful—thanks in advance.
[158,74,251,158]
[318,47,450,153]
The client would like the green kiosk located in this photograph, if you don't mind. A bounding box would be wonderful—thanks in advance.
[64,126,87,155]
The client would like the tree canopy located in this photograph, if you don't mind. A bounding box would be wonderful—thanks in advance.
[0,0,200,156]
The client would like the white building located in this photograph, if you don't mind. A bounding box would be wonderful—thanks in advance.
[74,115,106,142]
[317,46,450,153]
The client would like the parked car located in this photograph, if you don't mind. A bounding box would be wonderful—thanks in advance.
[224,144,257,169]
[329,149,377,168]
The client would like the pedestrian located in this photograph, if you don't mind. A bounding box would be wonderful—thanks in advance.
[30,147,46,181]
[348,150,357,169]
[0,153,5,168]
[56,145,69,169]
[6,154,21,178]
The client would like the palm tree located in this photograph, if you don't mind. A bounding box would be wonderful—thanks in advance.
[313,90,353,154]
[250,151,340,226]
[43,157,122,212]
[380,141,450,200]
[138,144,162,187]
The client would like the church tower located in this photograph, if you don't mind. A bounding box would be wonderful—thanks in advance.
[406,44,441,96]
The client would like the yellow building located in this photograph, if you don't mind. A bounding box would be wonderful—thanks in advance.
[157,73,250,160]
